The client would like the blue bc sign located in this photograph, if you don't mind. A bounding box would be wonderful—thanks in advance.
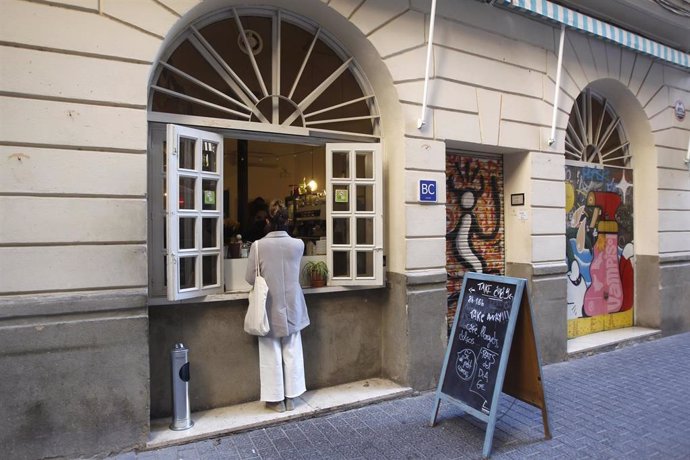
[419,180,437,202]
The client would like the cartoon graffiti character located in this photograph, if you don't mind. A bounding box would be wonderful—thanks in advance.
[619,243,634,311]
[567,260,587,319]
[583,191,624,316]
[446,160,501,273]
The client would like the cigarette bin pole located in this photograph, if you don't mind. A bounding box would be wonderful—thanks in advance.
[170,343,193,430]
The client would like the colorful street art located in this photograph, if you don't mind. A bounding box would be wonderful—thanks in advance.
[565,164,634,338]
[446,155,504,329]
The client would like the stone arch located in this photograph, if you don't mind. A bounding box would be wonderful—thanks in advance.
[584,78,657,255]
[147,0,404,144]
[564,75,659,333]
[146,0,407,271]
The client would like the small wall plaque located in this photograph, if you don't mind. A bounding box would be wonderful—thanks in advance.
[418,180,437,203]
[511,193,525,206]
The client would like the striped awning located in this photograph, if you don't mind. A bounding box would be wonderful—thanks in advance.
[499,0,690,70]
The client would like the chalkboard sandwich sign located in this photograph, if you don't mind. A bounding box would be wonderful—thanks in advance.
[430,273,551,458]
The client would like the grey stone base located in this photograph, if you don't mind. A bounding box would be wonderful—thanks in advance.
[0,291,149,460]
[149,288,387,418]
[382,272,447,391]
[660,256,690,335]
[507,263,568,364]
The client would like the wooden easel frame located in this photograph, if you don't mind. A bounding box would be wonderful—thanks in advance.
[430,273,551,458]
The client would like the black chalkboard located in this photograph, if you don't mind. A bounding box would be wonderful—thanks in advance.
[430,273,551,458]
[440,275,517,415]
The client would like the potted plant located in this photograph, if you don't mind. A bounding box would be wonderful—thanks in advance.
[302,261,329,288]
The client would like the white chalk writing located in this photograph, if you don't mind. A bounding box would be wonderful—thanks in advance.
[480,326,499,350]
[455,349,476,381]
[470,309,485,323]
[475,281,515,302]
[486,310,510,323]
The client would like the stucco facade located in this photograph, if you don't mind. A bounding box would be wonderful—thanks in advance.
[1,0,688,458]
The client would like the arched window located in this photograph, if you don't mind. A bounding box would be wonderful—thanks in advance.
[149,8,379,139]
[147,8,384,301]
[565,88,630,167]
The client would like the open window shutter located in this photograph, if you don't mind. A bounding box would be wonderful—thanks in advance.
[326,143,383,286]
[166,125,224,300]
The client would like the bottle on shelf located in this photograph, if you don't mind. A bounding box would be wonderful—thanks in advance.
[229,234,243,259]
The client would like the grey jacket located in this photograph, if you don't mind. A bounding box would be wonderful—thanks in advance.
[245,231,310,338]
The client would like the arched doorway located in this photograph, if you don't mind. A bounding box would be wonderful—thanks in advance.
[564,88,635,338]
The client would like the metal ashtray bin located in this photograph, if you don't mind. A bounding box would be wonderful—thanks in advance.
[170,343,193,430]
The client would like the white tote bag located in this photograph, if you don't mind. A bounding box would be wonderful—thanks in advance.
[244,241,270,336]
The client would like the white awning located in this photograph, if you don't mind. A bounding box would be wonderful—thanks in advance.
[498,0,690,70]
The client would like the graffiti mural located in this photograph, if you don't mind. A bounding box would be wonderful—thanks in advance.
[446,155,504,329]
[565,164,634,338]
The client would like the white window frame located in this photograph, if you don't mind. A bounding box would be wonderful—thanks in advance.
[149,129,386,301]
[326,143,383,286]
[166,124,224,300]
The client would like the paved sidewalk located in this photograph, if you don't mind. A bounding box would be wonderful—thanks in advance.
[116,333,690,459]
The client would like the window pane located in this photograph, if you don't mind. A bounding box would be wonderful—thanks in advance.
[203,255,218,286]
[332,184,350,212]
[179,137,195,170]
[202,218,218,248]
[179,218,196,249]
[356,151,373,178]
[332,218,350,245]
[202,140,218,172]
[356,218,373,245]
[333,251,350,278]
[202,179,218,211]
[356,251,374,277]
[179,177,195,209]
[179,256,196,289]
[333,151,349,178]
[356,185,373,211]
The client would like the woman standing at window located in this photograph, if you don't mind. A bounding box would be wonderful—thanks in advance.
[245,200,310,412]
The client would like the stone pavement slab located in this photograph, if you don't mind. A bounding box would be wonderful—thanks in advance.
[112,332,690,459]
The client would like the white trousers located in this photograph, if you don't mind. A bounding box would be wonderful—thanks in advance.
[257,332,306,402]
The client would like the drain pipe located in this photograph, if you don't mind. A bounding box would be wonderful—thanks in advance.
[548,24,566,146]
[417,0,438,129]
[685,136,690,171]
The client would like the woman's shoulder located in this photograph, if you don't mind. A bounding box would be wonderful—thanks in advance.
[261,232,302,246]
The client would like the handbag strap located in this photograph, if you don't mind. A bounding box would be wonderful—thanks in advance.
[255,241,261,277]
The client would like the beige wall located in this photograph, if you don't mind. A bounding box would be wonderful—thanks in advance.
[1,0,687,318]
[0,0,156,295]
[380,0,689,270]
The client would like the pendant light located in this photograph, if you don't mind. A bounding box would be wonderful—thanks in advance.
[307,148,317,192]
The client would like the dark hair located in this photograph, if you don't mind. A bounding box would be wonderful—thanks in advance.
[249,197,268,218]
[268,199,289,231]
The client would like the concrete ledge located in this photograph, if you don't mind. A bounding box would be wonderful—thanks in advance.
[659,253,690,264]
[567,327,661,360]
[0,288,147,319]
[145,378,412,451]
[532,262,568,276]
[405,269,447,285]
